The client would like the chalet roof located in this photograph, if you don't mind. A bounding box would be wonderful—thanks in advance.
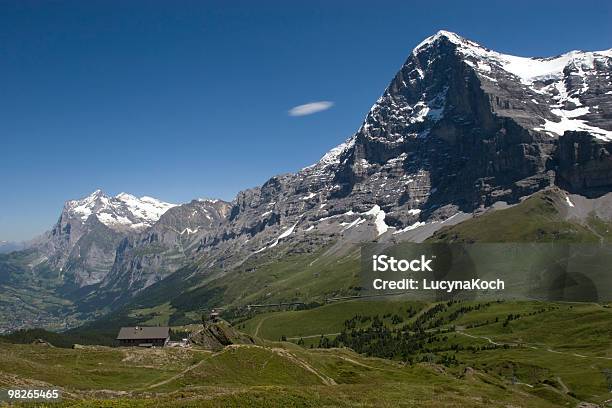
[116,326,170,340]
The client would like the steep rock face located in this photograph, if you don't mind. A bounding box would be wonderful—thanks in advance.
[332,34,553,212]
[58,217,125,287]
[32,190,177,287]
[556,131,612,197]
[326,31,612,213]
[34,202,123,287]
[100,199,232,292]
[189,30,612,267]
[39,32,612,298]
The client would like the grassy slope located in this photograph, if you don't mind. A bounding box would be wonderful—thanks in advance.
[65,243,360,336]
[217,246,360,307]
[463,303,612,354]
[0,341,566,408]
[452,303,612,402]
[427,189,608,243]
[244,299,612,357]
[241,300,426,340]
[241,298,612,404]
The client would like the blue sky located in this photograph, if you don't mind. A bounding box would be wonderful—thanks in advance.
[1,0,611,241]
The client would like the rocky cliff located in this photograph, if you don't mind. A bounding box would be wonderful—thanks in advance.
[30,190,177,287]
[172,30,612,271]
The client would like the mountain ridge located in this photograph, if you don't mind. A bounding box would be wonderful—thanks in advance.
[3,30,612,331]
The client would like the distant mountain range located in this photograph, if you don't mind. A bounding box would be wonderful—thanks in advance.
[0,241,26,254]
[2,30,611,332]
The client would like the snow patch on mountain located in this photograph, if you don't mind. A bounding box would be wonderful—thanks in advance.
[535,117,612,140]
[393,221,426,234]
[254,222,299,254]
[341,217,365,231]
[311,137,356,168]
[364,205,389,236]
[115,193,177,222]
[270,223,298,248]
[300,192,317,200]
[408,89,447,124]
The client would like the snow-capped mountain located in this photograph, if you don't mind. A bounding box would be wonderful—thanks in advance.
[6,31,612,325]
[64,189,177,232]
[300,30,612,210]
[413,30,612,139]
[63,30,612,295]
[31,190,178,286]
[153,29,610,279]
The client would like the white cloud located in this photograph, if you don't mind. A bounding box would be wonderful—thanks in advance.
[288,101,334,116]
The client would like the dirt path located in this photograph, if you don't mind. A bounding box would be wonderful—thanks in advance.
[556,376,569,393]
[140,346,255,391]
[213,344,337,386]
[334,354,388,371]
[457,331,508,347]
[457,331,612,360]
[253,314,272,338]
[271,347,337,385]
[140,357,208,390]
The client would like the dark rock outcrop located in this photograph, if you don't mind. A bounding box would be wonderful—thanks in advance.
[556,131,612,197]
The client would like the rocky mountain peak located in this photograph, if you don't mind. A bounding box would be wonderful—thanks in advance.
[407,30,612,140]
[306,31,611,177]
[293,31,612,233]
[412,30,476,54]
[13,31,612,314]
